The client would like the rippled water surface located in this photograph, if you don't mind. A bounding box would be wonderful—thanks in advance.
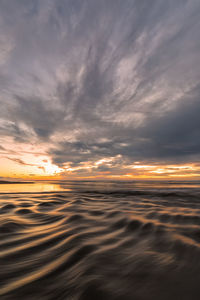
[1,180,200,299]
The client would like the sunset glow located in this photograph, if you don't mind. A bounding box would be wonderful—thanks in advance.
[1,2,200,300]
[0,1,200,182]
[0,135,200,180]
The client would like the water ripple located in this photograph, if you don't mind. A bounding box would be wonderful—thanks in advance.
[1,188,200,299]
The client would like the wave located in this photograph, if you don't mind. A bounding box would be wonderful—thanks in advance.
[1,188,200,299]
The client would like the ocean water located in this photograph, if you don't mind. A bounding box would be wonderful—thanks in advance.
[1,180,200,299]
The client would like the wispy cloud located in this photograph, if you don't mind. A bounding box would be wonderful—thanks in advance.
[0,0,200,178]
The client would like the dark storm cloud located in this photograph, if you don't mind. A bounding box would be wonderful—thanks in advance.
[136,84,200,161]
[0,0,200,170]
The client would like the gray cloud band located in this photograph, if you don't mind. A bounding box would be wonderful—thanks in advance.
[0,0,200,170]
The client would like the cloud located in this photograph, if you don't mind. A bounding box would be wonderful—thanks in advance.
[5,157,33,166]
[0,0,200,177]
[136,83,200,161]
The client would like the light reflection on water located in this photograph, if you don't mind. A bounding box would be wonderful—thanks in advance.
[0,182,71,193]
[1,180,200,299]
[0,180,200,193]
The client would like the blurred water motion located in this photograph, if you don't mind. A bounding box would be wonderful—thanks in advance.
[1,181,200,299]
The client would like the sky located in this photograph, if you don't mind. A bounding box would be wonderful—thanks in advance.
[0,0,200,180]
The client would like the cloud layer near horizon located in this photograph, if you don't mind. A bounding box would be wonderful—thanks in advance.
[0,0,200,178]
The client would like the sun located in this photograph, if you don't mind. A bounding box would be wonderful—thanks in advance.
[41,161,64,176]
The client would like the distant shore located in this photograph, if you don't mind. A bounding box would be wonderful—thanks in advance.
[0,181,34,184]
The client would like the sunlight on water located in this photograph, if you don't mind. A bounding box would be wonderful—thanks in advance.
[0,180,200,194]
[0,182,71,193]
[1,180,200,299]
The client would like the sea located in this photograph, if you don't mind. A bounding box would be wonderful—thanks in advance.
[0,180,200,299]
